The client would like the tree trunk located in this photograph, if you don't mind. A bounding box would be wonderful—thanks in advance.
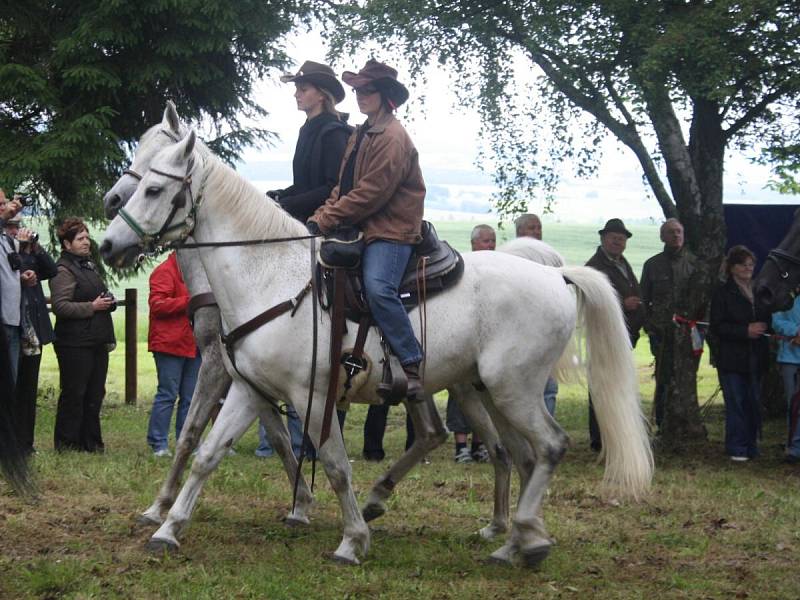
[662,326,708,444]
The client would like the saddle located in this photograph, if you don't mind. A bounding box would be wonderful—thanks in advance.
[317,222,463,429]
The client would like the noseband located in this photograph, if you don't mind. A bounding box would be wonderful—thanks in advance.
[766,248,800,281]
[118,155,200,254]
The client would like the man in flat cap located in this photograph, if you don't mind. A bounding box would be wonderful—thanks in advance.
[585,218,645,450]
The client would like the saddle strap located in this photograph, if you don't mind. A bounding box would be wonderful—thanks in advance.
[187,292,217,320]
[321,268,346,447]
[221,282,310,348]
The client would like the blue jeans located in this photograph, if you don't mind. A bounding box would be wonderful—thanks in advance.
[544,376,558,417]
[4,324,20,384]
[256,408,304,458]
[362,240,422,366]
[718,369,761,458]
[780,363,800,458]
[147,351,202,452]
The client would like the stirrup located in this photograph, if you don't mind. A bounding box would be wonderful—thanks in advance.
[376,354,407,405]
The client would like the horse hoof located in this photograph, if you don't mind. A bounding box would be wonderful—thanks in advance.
[478,524,505,541]
[145,537,179,554]
[331,552,360,566]
[284,515,310,528]
[520,543,551,569]
[136,513,162,528]
[362,503,385,522]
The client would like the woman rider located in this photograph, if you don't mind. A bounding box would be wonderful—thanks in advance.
[259,61,351,456]
[309,59,426,401]
[269,61,352,221]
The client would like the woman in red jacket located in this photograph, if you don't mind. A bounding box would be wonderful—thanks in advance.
[147,252,201,457]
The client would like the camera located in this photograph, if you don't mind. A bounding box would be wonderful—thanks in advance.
[101,290,118,312]
[14,194,32,207]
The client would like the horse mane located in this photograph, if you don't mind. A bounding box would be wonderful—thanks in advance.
[201,155,307,239]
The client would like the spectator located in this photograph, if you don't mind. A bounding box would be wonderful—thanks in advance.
[0,189,23,396]
[50,217,115,453]
[585,218,645,451]
[5,215,57,454]
[709,245,770,462]
[771,296,800,464]
[147,252,201,458]
[0,193,33,383]
[445,224,496,463]
[640,218,702,432]
[515,213,558,415]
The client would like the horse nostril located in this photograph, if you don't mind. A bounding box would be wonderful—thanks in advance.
[105,194,123,218]
[99,239,113,260]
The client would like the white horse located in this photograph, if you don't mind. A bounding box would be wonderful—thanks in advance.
[101,129,652,567]
[103,105,314,531]
[106,104,520,544]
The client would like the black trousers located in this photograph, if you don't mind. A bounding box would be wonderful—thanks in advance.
[54,345,108,452]
[13,353,41,452]
[362,402,416,460]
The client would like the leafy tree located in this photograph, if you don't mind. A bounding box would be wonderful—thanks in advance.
[0,0,307,220]
[330,0,800,444]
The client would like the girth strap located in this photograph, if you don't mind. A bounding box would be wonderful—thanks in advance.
[221,282,311,349]
[188,292,217,320]
[320,269,346,447]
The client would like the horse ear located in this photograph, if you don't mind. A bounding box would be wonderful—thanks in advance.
[182,130,196,158]
[163,101,181,135]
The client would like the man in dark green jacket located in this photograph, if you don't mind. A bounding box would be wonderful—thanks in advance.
[585,218,645,450]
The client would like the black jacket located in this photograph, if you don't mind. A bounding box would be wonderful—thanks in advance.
[50,252,115,348]
[277,112,352,222]
[586,246,645,346]
[709,278,770,374]
[20,246,58,345]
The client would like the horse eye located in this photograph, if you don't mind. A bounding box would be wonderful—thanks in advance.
[145,186,162,197]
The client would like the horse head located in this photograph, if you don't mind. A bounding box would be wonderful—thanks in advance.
[101,130,200,269]
[103,101,186,219]
[754,207,800,313]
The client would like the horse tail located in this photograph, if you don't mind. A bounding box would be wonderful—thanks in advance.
[559,266,653,500]
[0,390,35,497]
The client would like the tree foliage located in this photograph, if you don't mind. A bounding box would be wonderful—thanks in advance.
[0,0,309,220]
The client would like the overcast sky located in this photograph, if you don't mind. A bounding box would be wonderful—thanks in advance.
[239,30,797,224]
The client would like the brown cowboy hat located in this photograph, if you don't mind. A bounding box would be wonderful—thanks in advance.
[598,218,632,238]
[342,59,410,107]
[280,61,345,104]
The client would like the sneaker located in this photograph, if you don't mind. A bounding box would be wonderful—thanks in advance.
[454,447,473,464]
[254,449,274,458]
[471,444,490,463]
[730,455,749,462]
[153,449,172,458]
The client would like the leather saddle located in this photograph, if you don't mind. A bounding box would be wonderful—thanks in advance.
[318,221,464,322]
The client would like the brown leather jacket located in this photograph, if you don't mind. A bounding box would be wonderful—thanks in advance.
[311,111,425,245]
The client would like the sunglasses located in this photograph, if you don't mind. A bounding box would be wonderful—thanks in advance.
[354,85,379,96]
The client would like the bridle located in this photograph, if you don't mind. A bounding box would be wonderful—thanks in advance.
[766,248,800,281]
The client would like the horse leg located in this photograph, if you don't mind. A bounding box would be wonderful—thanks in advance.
[362,393,448,523]
[256,403,313,526]
[483,374,569,568]
[139,306,230,526]
[450,384,512,541]
[146,380,259,553]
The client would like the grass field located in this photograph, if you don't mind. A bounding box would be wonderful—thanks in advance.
[4,219,799,598]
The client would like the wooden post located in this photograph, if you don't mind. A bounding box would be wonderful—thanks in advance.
[125,288,137,406]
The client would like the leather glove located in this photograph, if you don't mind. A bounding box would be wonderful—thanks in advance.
[266,190,281,201]
[306,221,322,235]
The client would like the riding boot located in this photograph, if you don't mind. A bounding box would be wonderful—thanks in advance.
[403,362,424,403]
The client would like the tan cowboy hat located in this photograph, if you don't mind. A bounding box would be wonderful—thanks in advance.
[280,61,345,104]
[342,59,410,108]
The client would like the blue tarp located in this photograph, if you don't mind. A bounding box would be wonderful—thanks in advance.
[723,204,798,270]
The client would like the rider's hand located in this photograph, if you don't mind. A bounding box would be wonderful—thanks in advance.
[306,221,322,236]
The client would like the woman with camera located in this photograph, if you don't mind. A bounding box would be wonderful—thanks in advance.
[50,217,115,453]
[3,216,57,455]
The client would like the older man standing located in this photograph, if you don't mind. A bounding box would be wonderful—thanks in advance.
[585,218,645,450]
[640,218,700,432]
[515,214,558,415]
